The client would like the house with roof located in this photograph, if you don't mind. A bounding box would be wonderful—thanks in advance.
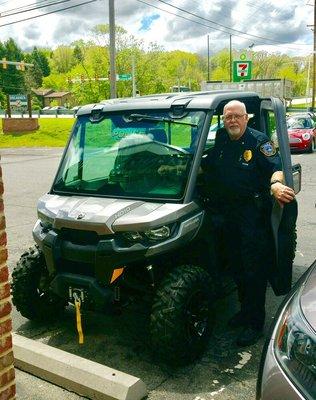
[32,88,73,108]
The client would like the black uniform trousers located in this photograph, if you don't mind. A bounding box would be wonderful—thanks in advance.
[208,196,273,329]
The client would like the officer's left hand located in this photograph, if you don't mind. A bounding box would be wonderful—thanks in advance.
[271,182,295,206]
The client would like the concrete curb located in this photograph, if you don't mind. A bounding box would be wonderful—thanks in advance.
[12,333,147,400]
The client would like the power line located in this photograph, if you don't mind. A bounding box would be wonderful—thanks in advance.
[154,0,308,46]
[0,0,71,18]
[0,0,97,28]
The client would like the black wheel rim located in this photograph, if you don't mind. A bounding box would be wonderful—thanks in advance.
[186,289,209,341]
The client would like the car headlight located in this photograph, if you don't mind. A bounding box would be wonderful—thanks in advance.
[144,225,170,241]
[122,225,171,243]
[274,289,316,400]
[302,133,311,140]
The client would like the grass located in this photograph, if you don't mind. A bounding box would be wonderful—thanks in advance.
[0,118,75,147]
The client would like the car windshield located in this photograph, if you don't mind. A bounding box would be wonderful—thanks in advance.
[287,117,313,129]
[52,110,206,200]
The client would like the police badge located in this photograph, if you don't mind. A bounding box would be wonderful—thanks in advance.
[260,141,276,157]
[243,149,252,162]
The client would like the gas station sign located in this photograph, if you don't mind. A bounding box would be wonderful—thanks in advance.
[233,52,252,82]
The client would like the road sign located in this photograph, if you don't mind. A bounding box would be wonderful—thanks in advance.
[9,94,27,107]
[233,61,252,82]
[117,74,132,81]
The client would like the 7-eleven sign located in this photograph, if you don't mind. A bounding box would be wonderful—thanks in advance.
[233,60,252,82]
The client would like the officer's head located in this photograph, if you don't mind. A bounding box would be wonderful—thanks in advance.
[223,100,249,140]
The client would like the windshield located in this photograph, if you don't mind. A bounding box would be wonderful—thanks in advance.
[287,117,313,129]
[53,110,206,200]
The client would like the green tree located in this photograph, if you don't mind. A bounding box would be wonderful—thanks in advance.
[0,38,25,95]
[51,46,75,73]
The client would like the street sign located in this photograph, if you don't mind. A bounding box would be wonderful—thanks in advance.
[9,94,27,107]
[117,74,132,81]
[233,61,252,82]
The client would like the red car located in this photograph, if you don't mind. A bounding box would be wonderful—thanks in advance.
[287,114,316,153]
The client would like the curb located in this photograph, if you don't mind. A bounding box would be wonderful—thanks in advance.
[13,333,147,400]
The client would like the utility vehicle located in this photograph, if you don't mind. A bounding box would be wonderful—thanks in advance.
[12,91,300,364]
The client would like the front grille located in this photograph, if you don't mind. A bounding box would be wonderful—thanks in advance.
[60,228,99,245]
[58,258,95,277]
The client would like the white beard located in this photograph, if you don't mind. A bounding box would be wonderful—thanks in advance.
[227,126,241,140]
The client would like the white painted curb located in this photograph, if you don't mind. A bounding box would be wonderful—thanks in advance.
[13,333,147,400]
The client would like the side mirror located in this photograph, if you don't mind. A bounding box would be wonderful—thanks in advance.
[292,163,301,194]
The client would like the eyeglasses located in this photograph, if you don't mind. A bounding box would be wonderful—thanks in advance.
[223,113,247,121]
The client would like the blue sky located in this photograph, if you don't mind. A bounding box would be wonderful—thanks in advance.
[140,14,160,32]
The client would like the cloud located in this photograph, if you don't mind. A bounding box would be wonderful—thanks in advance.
[52,17,91,44]
[0,0,312,56]
[24,24,41,41]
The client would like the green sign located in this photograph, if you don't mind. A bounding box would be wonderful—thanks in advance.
[233,61,252,82]
[117,74,132,81]
[9,94,27,107]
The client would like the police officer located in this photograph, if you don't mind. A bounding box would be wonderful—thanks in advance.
[201,100,295,346]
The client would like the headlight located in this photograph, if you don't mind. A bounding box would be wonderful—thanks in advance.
[122,225,171,243]
[274,290,316,400]
[302,133,311,141]
[144,225,170,241]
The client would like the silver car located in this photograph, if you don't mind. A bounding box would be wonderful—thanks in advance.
[257,259,316,400]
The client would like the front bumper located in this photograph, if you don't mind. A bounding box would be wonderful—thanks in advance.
[32,211,203,303]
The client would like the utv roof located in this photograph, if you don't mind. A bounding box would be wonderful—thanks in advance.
[76,90,262,116]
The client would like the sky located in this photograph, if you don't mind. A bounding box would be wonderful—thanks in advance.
[0,0,314,57]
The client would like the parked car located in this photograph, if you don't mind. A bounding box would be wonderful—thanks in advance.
[71,105,81,115]
[50,106,68,112]
[42,106,50,111]
[257,259,316,400]
[287,114,316,153]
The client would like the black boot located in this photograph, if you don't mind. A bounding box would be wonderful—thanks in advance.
[227,311,248,328]
[236,326,263,347]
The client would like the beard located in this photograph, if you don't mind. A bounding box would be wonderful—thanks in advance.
[227,126,242,140]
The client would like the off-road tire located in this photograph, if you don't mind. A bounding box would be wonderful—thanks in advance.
[150,264,215,365]
[11,246,66,321]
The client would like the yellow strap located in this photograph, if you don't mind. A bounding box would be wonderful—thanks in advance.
[75,299,84,344]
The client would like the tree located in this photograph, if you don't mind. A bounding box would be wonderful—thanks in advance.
[51,46,75,73]
[0,38,25,95]
[31,47,50,76]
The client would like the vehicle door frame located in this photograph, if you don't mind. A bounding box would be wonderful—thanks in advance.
[260,97,298,295]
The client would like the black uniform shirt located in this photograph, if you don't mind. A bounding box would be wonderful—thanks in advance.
[201,127,282,201]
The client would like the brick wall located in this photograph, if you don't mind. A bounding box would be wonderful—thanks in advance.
[0,163,15,400]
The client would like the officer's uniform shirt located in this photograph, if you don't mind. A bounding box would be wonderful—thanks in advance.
[201,127,282,202]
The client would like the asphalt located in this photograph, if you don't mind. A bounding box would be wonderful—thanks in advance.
[15,368,88,400]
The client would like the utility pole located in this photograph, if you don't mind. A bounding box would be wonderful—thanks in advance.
[207,35,210,81]
[109,0,116,99]
[229,35,232,82]
[132,54,136,97]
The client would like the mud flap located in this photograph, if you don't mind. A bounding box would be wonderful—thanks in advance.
[269,199,298,296]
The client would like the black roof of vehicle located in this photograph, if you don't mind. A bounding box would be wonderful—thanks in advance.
[76,90,262,116]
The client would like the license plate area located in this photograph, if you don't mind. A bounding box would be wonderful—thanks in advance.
[68,287,87,303]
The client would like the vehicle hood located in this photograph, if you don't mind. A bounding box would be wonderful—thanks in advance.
[288,128,312,137]
[300,259,316,332]
[37,194,199,235]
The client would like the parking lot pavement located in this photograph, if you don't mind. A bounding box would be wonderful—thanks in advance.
[1,148,315,400]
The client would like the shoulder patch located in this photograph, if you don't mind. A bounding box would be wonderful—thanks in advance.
[260,141,276,157]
